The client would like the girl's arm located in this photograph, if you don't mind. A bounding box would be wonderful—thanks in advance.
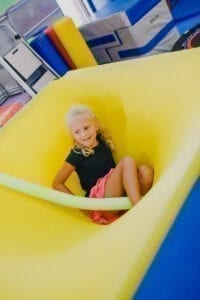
[52,162,75,195]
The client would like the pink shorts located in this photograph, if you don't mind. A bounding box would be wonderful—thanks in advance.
[89,169,124,225]
[89,168,113,198]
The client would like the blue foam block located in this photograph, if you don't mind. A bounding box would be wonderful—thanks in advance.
[30,32,70,76]
[170,0,200,22]
[134,178,200,300]
[176,15,200,35]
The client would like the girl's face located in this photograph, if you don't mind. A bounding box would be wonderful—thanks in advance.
[69,113,99,148]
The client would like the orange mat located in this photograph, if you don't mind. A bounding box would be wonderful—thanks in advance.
[45,27,77,70]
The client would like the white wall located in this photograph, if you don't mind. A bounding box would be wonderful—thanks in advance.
[56,0,94,26]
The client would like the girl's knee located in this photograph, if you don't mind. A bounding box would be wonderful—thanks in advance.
[138,165,154,182]
[115,156,137,179]
[138,165,154,196]
[122,156,137,167]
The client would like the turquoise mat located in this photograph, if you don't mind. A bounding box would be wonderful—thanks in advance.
[0,1,15,13]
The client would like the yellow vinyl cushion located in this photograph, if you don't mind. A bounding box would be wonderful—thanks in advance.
[53,16,97,68]
[0,48,199,299]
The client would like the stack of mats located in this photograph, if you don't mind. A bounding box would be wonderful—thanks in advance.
[29,17,97,76]
[79,0,180,64]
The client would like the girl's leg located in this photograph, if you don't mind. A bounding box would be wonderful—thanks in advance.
[104,156,141,205]
[138,165,154,196]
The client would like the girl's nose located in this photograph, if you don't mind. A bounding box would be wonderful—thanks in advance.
[80,130,86,138]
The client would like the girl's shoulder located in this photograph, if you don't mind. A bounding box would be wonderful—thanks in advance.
[65,146,84,168]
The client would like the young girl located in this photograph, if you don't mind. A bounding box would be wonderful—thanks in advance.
[52,104,154,225]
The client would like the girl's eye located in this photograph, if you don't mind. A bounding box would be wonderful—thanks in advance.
[84,126,89,130]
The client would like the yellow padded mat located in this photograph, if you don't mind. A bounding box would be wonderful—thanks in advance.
[53,16,97,68]
[0,48,200,299]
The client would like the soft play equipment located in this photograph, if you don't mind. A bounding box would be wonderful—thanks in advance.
[168,0,200,24]
[135,179,200,299]
[80,0,180,64]
[176,15,200,36]
[167,0,200,34]
[29,31,70,76]
[45,27,77,70]
[53,17,97,68]
[0,48,200,299]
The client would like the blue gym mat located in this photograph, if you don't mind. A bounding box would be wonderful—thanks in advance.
[170,0,200,22]
[176,15,200,35]
[134,178,200,300]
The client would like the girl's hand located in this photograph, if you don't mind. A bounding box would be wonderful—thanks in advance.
[52,162,75,194]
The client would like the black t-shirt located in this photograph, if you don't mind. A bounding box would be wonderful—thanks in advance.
[65,139,116,196]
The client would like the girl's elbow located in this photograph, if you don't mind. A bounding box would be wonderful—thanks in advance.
[52,181,59,190]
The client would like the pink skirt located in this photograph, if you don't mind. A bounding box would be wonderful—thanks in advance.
[89,169,124,225]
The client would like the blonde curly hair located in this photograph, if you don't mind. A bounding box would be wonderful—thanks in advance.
[66,104,115,156]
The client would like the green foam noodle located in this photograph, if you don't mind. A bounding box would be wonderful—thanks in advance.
[0,172,131,210]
